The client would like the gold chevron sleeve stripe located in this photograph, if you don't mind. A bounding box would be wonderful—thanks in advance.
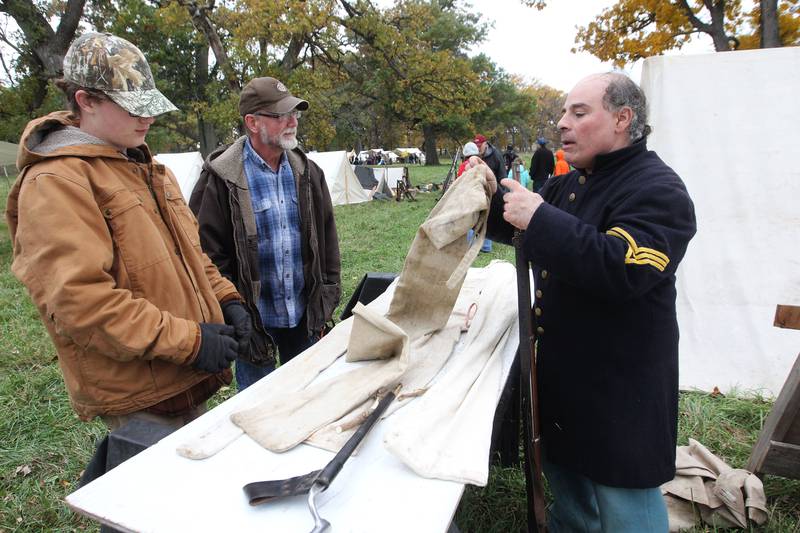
[606,227,669,272]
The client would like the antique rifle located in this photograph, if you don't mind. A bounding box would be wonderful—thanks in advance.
[439,147,462,197]
[513,229,547,533]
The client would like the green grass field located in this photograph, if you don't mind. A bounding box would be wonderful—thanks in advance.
[1,165,798,532]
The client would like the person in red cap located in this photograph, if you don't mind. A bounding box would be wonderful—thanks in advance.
[190,77,341,391]
[472,134,507,183]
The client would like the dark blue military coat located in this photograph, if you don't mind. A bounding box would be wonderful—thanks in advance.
[487,138,696,488]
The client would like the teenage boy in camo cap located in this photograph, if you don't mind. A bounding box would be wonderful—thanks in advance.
[6,32,254,438]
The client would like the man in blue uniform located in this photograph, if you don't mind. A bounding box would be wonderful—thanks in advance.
[473,72,696,531]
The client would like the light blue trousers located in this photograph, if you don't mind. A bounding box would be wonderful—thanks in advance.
[466,229,492,253]
[544,459,669,533]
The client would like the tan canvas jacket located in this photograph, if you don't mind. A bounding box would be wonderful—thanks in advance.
[6,111,239,420]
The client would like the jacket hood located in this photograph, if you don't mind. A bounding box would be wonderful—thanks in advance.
[555,149,565,161]
[16,111,148,170]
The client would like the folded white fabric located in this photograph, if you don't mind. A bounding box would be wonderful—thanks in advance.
[176,283,399,460]
[176,167,509,478]
[383,261,519,486]
[306,273,485,451]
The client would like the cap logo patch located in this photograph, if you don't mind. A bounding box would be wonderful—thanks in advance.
[276,81,288,92]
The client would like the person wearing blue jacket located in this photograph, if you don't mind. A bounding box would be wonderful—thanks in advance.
[509,157,531,189]
[473,72,696,532]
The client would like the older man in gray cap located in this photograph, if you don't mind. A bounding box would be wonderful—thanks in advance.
[190,77,341,391]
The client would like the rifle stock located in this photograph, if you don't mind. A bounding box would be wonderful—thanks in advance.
[513,230,547,533]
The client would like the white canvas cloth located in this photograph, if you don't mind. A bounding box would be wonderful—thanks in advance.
[384,262,519,485]
[640,48,800,397]
[154,151,204,199]
[178,168,518,485]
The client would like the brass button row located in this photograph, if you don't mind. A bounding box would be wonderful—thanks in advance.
[578,175,586,185]
[541,270,548,279]
[568,192,576,202]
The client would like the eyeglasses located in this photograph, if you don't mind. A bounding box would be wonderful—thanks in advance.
[252,110,302,121]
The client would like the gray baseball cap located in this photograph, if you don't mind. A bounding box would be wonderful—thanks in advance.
[63,32,177,117]
[239,77,309,116]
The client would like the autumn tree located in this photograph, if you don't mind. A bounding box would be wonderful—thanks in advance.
[0,0,85,112]
[522,81,564,147]
[342,0,489,164]
[468,55,537,151]
[572,0,799,67]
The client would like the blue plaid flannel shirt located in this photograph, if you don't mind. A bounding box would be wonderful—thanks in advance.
[243,139,306,328]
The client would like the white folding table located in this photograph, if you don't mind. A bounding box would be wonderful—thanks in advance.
[66,327,517,532]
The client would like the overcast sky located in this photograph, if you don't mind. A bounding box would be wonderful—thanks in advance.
[467,0,718,93]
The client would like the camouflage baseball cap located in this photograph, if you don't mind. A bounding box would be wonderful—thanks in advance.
[63,32,177,117]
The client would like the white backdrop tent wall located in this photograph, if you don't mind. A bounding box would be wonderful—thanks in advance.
[307,150,370,206]
[640,47,800,397]
[155,151,204,200]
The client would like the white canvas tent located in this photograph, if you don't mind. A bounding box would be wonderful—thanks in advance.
[1,140,18,177]
[640,47,800,397]
[155,151,204,200]
[372,167,406,190]
[307,150,370,206]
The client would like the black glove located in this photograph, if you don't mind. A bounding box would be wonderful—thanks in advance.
[193,323,238,374]
[221,300,253,357]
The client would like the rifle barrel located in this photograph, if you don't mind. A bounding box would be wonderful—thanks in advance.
[513,230,547,533]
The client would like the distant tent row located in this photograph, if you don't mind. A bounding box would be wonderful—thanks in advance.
[354,147,426,165]
[159,150,375,206]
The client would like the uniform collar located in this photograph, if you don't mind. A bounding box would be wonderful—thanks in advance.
[581,136,647,176]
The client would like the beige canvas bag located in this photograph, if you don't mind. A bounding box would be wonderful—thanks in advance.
[661,438,768,531]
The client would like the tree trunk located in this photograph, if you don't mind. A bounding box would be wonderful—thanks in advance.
[1,0,85,111]
[676,0,732,51]
[194,42,219,157]
[278,35,304,78]
[180,0,240,92]
[422,124,440,166]
[708,1,732,51]
[198,116,219,157]
[760,0,781,48]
